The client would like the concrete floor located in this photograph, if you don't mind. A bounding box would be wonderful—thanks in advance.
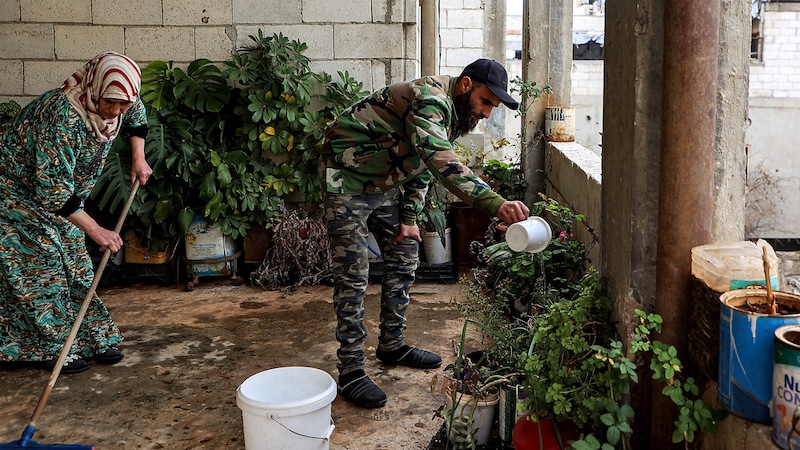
[0,278,480,449]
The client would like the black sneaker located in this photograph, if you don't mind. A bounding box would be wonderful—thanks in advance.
[338,370,387,408]
[35,354,90,374]
[376,345,442,369]
[93,347,124,364]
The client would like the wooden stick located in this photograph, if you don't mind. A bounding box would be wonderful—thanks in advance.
[763,245,777,315]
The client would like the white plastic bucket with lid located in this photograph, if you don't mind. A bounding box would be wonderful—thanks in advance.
[236,367,337,450]
[505,217,552,253]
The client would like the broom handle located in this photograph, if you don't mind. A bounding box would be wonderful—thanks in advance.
[28,179,140,428]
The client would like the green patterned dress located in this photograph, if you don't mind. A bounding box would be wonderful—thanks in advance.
[0,89,146,362]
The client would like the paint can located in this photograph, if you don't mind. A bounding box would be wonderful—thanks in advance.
[773,325,800,449]
[544,107,575,142]
[718,289,800,423]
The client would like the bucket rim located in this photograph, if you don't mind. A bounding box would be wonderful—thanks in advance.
[720,288,800,317]
[237,366,337,416]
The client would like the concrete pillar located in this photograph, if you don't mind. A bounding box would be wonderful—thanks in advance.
[601,0,666,446]
[521,0,572,201]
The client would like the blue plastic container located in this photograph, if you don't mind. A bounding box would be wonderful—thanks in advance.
[718,289,800,423]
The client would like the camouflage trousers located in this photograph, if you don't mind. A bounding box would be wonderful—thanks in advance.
[324,189,419,376]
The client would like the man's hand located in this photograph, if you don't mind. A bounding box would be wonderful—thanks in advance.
[496,200,530,224]
[396,223,422,244]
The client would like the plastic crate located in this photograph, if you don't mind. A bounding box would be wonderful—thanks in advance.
[124,261,173,285]
[369,261,456,283]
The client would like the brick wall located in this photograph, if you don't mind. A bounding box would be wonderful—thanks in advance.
[439,0,485,76]
[0,0,418,105]
[750,4,800,98]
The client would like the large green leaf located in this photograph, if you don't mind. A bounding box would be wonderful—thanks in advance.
[173,59,231,113]
[140,61,175,110]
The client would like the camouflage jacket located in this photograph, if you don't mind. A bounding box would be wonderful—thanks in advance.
[322,75,505,226]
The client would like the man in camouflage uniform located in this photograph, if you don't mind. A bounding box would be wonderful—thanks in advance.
[322,59,530,408]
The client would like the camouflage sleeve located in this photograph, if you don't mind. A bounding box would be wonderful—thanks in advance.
[407,93,505,214]
[400,171,431,226]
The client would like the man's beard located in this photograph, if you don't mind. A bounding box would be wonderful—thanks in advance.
[453,88,480,136]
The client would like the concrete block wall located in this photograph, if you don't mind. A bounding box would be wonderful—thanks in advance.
[0,0,419,106]
[544,141,602,266]
[439,0,485,76]
[750,3,800,98]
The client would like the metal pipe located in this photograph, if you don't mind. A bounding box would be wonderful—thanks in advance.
[652,0,720,447]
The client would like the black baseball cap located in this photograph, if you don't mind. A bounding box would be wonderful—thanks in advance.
[459,59,519,110]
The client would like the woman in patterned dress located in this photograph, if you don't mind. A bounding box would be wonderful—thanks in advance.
[0,52,152,374]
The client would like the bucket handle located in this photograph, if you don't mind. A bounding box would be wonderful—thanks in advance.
[270,415,335,441]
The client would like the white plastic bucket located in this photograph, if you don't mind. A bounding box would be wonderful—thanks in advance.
[422,228,452,264]
[444,390,500,446]
[505,217,552,253]
[236,367,337,450]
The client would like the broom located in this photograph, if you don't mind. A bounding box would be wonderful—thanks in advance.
[1,180,139,449]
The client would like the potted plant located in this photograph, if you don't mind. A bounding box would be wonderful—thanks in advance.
[418,181,452,264]
[431,319,519,449]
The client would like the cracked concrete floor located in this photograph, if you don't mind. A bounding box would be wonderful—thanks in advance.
[0,278,473,449]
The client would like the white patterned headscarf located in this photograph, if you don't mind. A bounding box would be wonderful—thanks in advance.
[62,51,142,142]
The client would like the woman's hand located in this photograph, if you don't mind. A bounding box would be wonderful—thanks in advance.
[88,226,124,253]
[129,135,152,186]
[68,210,123,253]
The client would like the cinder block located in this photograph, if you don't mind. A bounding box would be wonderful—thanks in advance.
[0,24,54,59]
[234,25,333,61]
[195,27,234,62]
[20,0,89,23]
[445,48,483,68]
[462,28,483,48]
[55,26,125,61]
[0,0,20,21]
[439,29,462,48]
[445,9,483,29]
[0,61,23,96]
[24,61,82,97]
[310,59,373,92]
[125,27,196,63]
[334,24,404,59]
[164,0,232,26]
[371,59,387,89]
[402,0,417,23]
[93,0,162,25]
[404,24,417,60]
[303,0,371,23]
[440,0,464,9]
[232,0,301,24]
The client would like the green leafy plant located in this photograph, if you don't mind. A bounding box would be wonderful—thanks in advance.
[478,194,594,315]
[223,31,368,211]
[509,76,553,148]
[418,181,449,246]
[0,100,21,123]
[517,271,720,449]
[482,157,527,201]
